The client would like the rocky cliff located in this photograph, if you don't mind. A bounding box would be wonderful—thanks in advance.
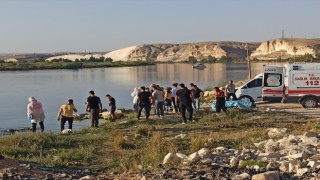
[251,38,320,60]
[104,42,258,62]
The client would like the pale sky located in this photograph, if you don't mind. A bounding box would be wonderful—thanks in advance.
[0,0,319,53]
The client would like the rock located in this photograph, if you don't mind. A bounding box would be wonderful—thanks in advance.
[307,160,320,168]
[176,153,187,160]
[187,152,200,164]
[61,129,72,134]
[44,174,54,180]
[230,156,239,167]
[304,132,319,138]
[200,158,212,165]
[279,161,290,172]
[101,110,124,120]
[215,147,227,152]
[251,171,280,180]
[295,168,309,177]
[198,148,209,158]
[289,159,305,173]
[0,155,4,160]
[232,173,250,180]
[134,134,142,139]
[141,176,147,180]
[266,161,281,171]
[267,128,287,139]
[163,153,182,165]
[257,152,281,161]
[286,152,308,160]
[264,141,280,153]
[174,133,187,139]
[310,154,320,161]
[79,175,94,180]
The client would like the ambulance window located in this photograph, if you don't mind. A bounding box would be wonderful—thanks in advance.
[246,78,262,88]
[264,73,282,87]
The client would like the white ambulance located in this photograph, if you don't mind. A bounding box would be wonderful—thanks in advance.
[262,63,320,108]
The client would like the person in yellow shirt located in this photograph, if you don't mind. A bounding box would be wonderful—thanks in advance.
[57,99,77,132]
[164,87,172,112]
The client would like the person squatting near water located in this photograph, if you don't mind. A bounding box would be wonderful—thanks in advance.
[27,97,45,132]
[57,99,77,132]
[86,90,102,127]
[106,94,116,122]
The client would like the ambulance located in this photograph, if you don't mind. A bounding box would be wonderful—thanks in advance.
[262,63,320,108]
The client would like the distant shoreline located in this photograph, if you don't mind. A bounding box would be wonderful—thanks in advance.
[0,61,155,71]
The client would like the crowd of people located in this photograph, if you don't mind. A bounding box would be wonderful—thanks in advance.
[27,80,236,132]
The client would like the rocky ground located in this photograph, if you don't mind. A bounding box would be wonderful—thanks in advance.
[1,103,320,180]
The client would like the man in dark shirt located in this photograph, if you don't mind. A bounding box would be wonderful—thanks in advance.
[175,83,194,123]
[86,90,102,127]
[106,94,116,122]
[137,86,152,120]
[214,87,226,113]
[190,84,203,111]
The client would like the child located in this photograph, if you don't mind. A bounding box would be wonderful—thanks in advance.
[164,87,172,112]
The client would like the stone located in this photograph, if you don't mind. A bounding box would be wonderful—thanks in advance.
[251,171,280,180]
[215,147,227,152]
[279,161,290,172]
[187,152,200,163]
[266,161,281,171]
[200,158,213,165]
[304,132,319,138]
[61,129,72,134]
[307,160,320,168]
[232,173,250,180]
[44,174,54,180]
[198,148,209,158]
[230,156,239,167]
[286,152,308,160]
[101,110,124,120]
[289,159,306,173]
[264,141,280,153]
[174,133,187,139]
[79,175,94,180]
[163,153,182,165]
[267,128,287,138]
[296,168,309,177]
[257,152,281,161]
[176,153,187,160]
[0,155,4,160]
[141,176,147,180]
[310,154,320,161]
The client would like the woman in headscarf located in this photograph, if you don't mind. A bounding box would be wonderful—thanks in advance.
[27,97,45,132]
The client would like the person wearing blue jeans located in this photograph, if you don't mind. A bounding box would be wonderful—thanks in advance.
[189,84,203,111]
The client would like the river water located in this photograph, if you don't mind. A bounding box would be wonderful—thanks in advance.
[0,63,271,133]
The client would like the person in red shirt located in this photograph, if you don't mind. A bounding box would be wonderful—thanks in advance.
[214,87,226,113]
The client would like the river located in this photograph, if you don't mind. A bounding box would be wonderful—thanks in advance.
[0,62,274,133]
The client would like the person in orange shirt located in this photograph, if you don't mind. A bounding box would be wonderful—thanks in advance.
[57,99,77,132]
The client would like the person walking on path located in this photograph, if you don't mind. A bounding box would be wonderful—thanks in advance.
[175,83,194,123]
[152,86,165,118]
[215,87,227,113]
[86,90,102,127]
[131,88,139,113]
[171,83,180,113]
[106,94,116,122]
[137,86,152,120]
[225,80,237,101]
[57,99,77,132]
[190,84,204,111]
[27,97,45,132]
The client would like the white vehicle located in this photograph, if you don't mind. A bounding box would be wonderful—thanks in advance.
[262,63,320,108]
[235,74,263,102]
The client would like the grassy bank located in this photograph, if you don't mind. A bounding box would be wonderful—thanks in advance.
[0,61,154,71]
[0,107,319,172]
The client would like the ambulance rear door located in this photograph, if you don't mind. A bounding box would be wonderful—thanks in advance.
[262,65,284,102]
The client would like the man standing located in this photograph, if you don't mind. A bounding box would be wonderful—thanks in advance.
[225,80,237,101]
[171,83,180,113]
[190,84,203,111]
[175,83,194,124]
[106,94,116,122]
[152,86,165,118]
[137,86,152,120]
[86,90,102,127]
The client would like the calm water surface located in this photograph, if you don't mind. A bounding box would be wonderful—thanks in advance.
[0,63,277,133]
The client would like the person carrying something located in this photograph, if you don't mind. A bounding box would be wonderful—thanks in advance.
[225,80,237,101]
[175,83,194,124]
[214,87,227,113]
[57,99,77,132]
[27,97,45,132]
[152,86,165,118]
[86,90,102,128]
[106,94,116,122]
[137,86,152,120]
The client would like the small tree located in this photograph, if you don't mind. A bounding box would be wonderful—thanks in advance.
[188,56,197,64]
[105,57,113,62]
[207,55,217,63]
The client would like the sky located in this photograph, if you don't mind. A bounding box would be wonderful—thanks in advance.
[0,0,319,53]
